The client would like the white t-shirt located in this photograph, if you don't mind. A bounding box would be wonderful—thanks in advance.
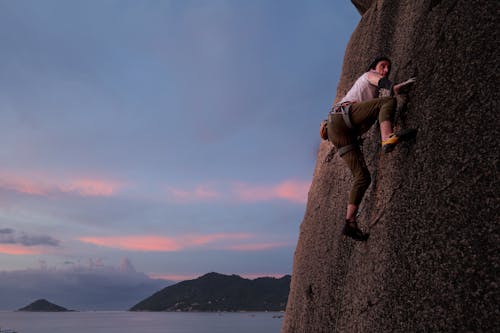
[340,71,378,104]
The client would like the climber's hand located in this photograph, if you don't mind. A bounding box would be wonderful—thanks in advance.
[394,77,416,95]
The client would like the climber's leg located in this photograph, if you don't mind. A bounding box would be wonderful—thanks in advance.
[342,148,371,207]
[375,96,418,153]
[380,120,392,142]
[350,96,395,135]
[381,128,419,153]
[340,148,371,241]
[346,203,358,221]
[329,111,370,241]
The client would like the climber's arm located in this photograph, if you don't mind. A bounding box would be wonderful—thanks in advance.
[368,71,416,95]
[393,77,416,94]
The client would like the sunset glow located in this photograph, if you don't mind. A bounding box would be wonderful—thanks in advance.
[78,233,254,252]
[167,185,221,203]
[78,236,182,252]
[0,176,50,196]
[0,244,48,255]
[62,179,120,196]
[0,173,121,197]
[166,180,311,204]
[233,180,311,204]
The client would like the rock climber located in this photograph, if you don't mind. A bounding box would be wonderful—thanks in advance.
[327,56,416,241]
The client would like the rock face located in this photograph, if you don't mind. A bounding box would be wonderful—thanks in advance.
[282,1,499,332]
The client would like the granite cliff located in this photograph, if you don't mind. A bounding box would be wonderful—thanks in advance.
[282,1,499,332]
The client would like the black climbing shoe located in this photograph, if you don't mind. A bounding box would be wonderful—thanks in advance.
[381,128,418,153]
[342,220,369,241]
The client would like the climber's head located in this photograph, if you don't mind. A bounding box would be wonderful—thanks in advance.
[368,56,391,77]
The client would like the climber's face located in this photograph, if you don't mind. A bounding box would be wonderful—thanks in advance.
[375,60,391,77]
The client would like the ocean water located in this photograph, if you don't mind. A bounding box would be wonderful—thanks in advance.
[0,311,283,333]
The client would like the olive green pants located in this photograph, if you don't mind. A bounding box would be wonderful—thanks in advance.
[328,97,395,205]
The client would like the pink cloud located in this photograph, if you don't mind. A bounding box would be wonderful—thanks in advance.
[79,236,182,252]
[188,233,250,246]
[233,180,310,204]
[167,185,221,203]
[78,233,253,252]
[0,172,121,197]
[61,179,119,196]
[0,244,50,255]
[0,177,51,196]
[166,180,310,204]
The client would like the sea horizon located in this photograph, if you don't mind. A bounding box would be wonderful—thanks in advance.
[0,310,284,333]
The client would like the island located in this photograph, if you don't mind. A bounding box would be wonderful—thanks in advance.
[17,299,71,312]
[130,272,291,312]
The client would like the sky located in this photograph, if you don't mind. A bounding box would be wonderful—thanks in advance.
[0,0,359,308]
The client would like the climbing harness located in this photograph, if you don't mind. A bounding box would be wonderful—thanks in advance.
[337,143,357,157]
[329,101,360,156]
[319,101,366,157]
[331,101,355,130]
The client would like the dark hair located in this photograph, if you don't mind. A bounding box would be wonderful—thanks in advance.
[368,56,391,73]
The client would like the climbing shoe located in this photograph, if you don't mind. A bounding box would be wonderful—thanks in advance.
[342,220,369,241]
[381,128,418,153]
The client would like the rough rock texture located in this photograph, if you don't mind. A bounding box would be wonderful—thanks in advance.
[351,0,374,15]
[282,1,499,332]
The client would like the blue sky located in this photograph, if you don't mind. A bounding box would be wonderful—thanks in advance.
[0,0,358,293]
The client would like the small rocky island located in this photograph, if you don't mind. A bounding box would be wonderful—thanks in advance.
[17,299,71,312]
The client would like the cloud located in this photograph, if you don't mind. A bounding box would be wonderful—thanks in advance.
[0,172,121,197]
[60,179,120,196]
[119,257,136,272]
[0,244,48,255]
[0,258,171,310]
[0,177,49,196]
[78,233,252,252]
[79,235,182,252]
[0,229,60,255]
[232,180,311,204]
[165,179,311,204]
[166,184,221,203]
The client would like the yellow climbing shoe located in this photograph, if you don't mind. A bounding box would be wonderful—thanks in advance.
[381,128,418,153]
[381,134,399,153]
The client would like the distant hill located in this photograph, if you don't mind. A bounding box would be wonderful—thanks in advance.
[130,272,291,312]
[18,299,70,312]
